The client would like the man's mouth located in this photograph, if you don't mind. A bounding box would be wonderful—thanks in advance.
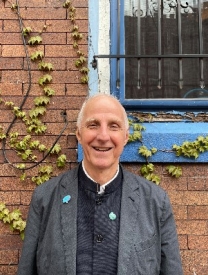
[94,147,111,152]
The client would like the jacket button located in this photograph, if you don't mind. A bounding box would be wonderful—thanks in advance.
[96,234,103,243]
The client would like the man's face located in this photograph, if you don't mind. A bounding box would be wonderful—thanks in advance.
[76,96,129,175]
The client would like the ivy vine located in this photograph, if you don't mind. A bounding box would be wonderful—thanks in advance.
[0,0,88,237]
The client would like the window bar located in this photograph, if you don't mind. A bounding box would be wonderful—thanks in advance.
[198,0,204,88]
[137,0,141,89]
[157,0,162,89]
[116,0,120,89]
[177,1,183,89]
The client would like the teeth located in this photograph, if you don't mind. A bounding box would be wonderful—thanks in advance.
[95,148,110,151]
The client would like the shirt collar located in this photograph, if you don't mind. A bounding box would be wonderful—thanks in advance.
[82,161,120,194]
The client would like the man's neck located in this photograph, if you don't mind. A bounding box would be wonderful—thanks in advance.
[82,161,119,185]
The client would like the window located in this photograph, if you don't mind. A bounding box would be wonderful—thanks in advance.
[85,0,208,164]
[108,0,208,110]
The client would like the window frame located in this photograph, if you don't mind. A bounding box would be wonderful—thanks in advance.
[110,0,208,111]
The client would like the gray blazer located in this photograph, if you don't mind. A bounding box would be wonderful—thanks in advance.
[17,166,183,275]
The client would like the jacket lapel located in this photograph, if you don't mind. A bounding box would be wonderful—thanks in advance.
[60,168,79,275]
[117,171,141,275]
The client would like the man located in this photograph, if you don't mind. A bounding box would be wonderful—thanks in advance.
[17,93,183,275]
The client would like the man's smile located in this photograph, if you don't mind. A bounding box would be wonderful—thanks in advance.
[93,147,112,152]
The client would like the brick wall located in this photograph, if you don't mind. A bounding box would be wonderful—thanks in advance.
[0,0,88,274]
[0,1,208,275]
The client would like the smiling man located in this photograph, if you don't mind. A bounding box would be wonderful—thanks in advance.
[76,94,129,184]
[18,93,183,275]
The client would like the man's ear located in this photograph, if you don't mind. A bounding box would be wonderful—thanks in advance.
[76,128,81,143]
[124,130,129,146]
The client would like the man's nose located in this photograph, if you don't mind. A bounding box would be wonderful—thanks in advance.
[97,125,110,141]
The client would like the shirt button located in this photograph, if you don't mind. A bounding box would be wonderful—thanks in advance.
[95,198,102,205]
[96,234,104,243]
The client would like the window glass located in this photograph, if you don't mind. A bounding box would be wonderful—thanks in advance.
[123,0,208,100]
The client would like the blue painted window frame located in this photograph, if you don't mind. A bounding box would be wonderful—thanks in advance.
[110,0,208,112]
[83,0,208,164]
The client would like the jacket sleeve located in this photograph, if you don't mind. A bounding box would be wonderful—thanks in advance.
[17,189,40,275]
[159,193,184,275]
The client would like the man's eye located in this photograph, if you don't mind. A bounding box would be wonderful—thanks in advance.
[87,124,98,129]
[110,124,120,130]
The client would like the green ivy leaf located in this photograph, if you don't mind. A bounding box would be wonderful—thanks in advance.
[38,62,53,71]
[145,173,161,185]
[30,51,44,61]
[43,87,55,96]
[29,106,47,118]
[38,74,52,86]
[166,165,182,178]
[50,144,61,154]
[16,164,26,170]
[63,0,71,8]
[20,173,26,181]
[39,165,53,175]
[34,96,50,106]
[57,154,67,167]
[138,145,152,158]
[28,35,42,45]
[38,144,47,152]
[0,203,6,212]
[23,27,32,36]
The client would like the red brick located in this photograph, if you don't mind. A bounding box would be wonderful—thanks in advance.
[176,220,207,235]
[23,83,66,96]
[182,164,206,177]
[20,191,33,205]
[172,205,188,220]
[0,33,22,44]
[41,32,67,44]
[168,190,208,205]
[188,206,208,219]
[0,250,18,265]
[0,177,34,191]
[3,20,45,32]
[2,45,44,58]
[178,234,188,250]
[66,84,87,96]
[188,177,208,190]
[0,83,22,95]
[0,265,17,275]
[45,45,87,57]
[0,9,17,20]
[46,19,88,33]
[0,111,17,122]
[188,235,208,250]
[0,235,22,249]
[67,135,78,148]
[0,192,21,205]
[160,176,188,191]
[20,8,66,20]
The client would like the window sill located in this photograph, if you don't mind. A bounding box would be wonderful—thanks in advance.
[77,122,208,163]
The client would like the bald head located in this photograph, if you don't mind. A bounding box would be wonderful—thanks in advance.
[77,93,129,130]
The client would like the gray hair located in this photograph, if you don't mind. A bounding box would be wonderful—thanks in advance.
[77,93,129,130]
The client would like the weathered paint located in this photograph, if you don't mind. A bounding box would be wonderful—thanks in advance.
[78,122,208,162]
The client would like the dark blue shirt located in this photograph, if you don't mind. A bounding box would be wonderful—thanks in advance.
[76,165,123,275]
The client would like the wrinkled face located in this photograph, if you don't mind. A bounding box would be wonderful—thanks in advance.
[76,96,129,175]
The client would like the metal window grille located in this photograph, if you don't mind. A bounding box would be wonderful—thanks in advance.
[93,0,208,110]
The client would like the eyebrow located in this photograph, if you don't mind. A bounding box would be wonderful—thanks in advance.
[84,118,123,126]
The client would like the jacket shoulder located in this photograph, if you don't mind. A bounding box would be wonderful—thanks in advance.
[122,168,167,199]
[32,166,79,198]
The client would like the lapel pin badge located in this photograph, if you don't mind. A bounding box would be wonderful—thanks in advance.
[62,195,71,204]
[109,212,116,220]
